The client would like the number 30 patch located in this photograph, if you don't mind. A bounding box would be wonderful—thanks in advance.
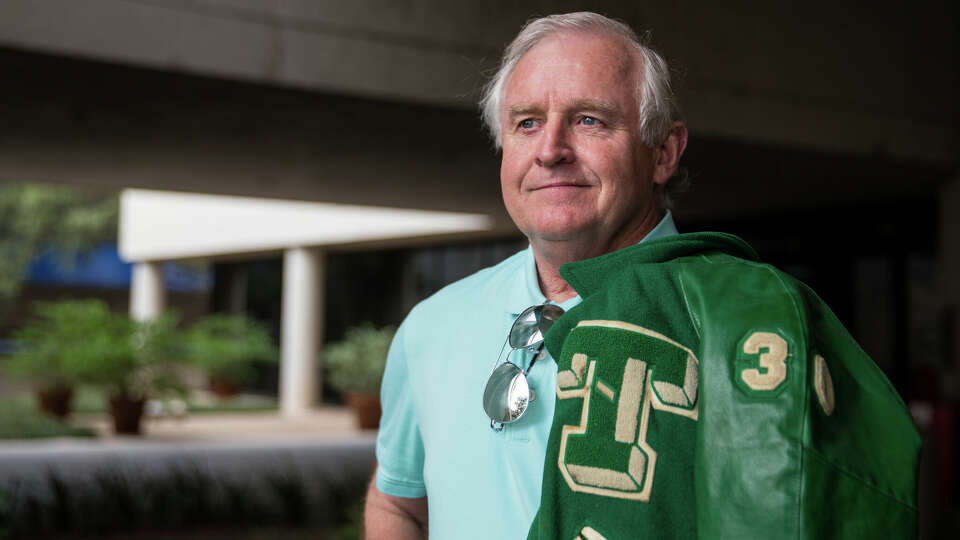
[735,330,793,397]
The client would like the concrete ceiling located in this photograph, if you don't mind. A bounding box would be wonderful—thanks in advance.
[0,0,954,246]
[0,46,952,233]
[0,0,954,163]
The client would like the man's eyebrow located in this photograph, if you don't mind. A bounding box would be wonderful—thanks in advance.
[571,99,621,117]
[505,100,623,120]
[506,104,541,118]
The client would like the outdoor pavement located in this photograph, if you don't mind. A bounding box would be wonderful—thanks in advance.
[72,406,366,442]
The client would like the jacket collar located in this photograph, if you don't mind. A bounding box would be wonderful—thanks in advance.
[502,211,688,315]
[558,232,760,298]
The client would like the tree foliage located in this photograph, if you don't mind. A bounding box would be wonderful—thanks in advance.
[0,183,118,299]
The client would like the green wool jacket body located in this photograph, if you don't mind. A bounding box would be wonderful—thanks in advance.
[528,232,919,540]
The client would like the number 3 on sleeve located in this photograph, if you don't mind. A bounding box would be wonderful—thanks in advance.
[736,330,792,396]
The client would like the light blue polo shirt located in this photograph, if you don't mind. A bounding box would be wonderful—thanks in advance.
[376,212,678,539]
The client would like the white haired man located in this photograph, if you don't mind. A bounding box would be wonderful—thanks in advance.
[365,12,919,540]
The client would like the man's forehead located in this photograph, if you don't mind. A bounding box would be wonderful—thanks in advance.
[503,31,639,109]
[517,30,635,73]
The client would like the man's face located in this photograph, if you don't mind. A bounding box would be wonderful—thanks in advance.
[500,32,663,251]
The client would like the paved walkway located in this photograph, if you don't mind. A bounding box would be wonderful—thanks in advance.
[71,406,365,442]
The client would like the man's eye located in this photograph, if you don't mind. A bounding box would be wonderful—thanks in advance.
[580,116,599,126]
[519,119,536,130]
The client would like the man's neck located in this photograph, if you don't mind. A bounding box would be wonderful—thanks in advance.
[530,208,668,303]
[533,256,577,302]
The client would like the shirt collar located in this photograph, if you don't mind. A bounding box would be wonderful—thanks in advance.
[504,210,679,315]
[643,209,679,242]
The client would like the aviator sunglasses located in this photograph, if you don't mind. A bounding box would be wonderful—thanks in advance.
[482,303,565,431]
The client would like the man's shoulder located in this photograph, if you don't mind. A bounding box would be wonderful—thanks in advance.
[677,248,799,295]
[673,247,808,331]
[405,248,528,323]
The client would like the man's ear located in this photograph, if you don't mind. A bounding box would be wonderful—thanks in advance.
[652,122,688,185]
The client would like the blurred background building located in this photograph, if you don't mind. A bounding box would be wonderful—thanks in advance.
[0,0,956,536]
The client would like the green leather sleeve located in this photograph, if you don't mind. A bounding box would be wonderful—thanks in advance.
[681,254,919,539]
[681,254,807,538]
[791,277,919,538]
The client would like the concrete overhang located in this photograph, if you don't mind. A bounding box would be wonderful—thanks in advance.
[119,189,495,262]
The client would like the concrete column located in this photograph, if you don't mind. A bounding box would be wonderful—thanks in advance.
[130,261,165,321]
[280,247,325,416]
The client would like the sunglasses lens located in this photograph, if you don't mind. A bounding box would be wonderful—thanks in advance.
[508,304,565,349]
[482,362,530,424]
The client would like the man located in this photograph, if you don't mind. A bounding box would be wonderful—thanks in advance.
[366,12,919,540]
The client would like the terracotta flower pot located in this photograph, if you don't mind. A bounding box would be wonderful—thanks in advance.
[209,376,240,398]
[345,392,382,430]
[109,395,146,435]
[36,386,73,418]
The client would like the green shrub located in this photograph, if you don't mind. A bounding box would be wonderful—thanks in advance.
[324,325,395,395]
[3,300,188,402]
[0,463,366,537]
[184,314,277,386]
[4,300,120,391]
[70,308,186,400]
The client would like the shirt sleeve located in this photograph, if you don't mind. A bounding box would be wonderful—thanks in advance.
[375,320,427,498]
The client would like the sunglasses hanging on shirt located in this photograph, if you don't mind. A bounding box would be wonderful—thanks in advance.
[482,303,565,431]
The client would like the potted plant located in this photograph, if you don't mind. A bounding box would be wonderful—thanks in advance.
[116,311,187,433]
[63,305,186,434]
[324,324,395,429]
[3,300,110,418]
[184,314,277,397]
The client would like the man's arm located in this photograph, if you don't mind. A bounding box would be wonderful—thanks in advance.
[364,466,428,539]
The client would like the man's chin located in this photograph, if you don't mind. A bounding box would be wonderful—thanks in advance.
[523,223,600,245]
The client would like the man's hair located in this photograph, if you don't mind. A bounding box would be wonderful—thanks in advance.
[479,12,688,207]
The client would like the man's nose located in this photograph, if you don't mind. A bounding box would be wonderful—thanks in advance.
[535,120,574,167]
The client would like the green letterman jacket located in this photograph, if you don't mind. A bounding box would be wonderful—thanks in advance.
[528,232,920,540]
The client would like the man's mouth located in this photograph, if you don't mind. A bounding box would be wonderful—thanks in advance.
[531,181,589,191]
